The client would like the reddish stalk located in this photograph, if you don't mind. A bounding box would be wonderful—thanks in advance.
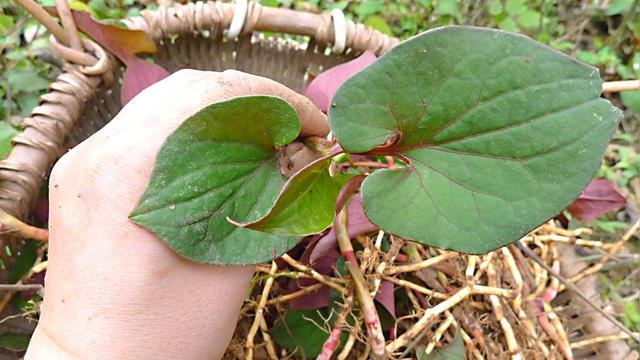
[335,207,386,359]
[316,294,354,360]
[353,161,390,169]
[0,209,48,241]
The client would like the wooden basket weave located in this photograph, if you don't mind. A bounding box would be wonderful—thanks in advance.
[0,2,635,359]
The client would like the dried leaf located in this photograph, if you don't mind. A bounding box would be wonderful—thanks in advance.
[567,178,626,221]
[70,10,156,63]
[374,280,395,318]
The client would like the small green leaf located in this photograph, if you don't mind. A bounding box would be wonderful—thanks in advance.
[435,0,458,16]
[270,308,347,358]
[505,0,526,16]
[488,0,503,15]
[416,328,464,360]
[365,15,393,35]
[0,122,18,159]
[621,91,640,113]
[6,70,50,93]
[0,334,30,351]
[605,0,633,15]
[498,17,518,32]
[354,0,384,18]
[234,157,353,236]
[518,10,541,29]
[0,14,14,34]
[130,96,301,265]
[9,240,39,283]
[329,26,620,254]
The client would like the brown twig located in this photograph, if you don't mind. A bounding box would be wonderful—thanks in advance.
[14,0,69,44]
[602,80,640,92]
[515,242,640,344]
[0,284,42,291]
[280,254,347,295]
[265,283,324,306]
[246,261,277,360]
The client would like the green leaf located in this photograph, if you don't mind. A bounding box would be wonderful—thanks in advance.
[9,240,39,283]
[6,70,50,93]
[621,91,640,113]
[518,10,541,29]
[488,0,503,15]
[329,26,620,254]
[0,334,30,351]
[504,0,526,16]
[0,14,14,34]
[416,328,464,360]
[270,308,347,358]
[0,122,17,159]
[354,0,384,18]
[605,0,633,15]
[234,157,353,236]
[130,96,301,265]
[365,15,393,35]
[435,0,458,16]
[498,17,518,32]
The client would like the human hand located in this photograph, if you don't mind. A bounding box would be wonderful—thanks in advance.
[25,70,328,360]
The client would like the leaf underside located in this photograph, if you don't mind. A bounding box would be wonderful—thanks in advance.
[130,96,301,265]
[329,26,621,254]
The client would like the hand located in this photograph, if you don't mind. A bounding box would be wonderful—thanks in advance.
[25,70,328,360]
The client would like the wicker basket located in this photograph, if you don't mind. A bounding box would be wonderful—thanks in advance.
[0,2,635,359]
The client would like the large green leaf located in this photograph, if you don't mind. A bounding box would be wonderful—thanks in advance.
[130,96,301,265]
[329,26,620,254]
[232,156,353,236]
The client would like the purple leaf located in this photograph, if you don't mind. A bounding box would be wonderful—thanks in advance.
[290,246,340,310]
[33,197,49,225]
[121,57,169,105]
[567,179,626,221]
[311,194,377,263]
[375,280,395,318]
[303,51,377,112]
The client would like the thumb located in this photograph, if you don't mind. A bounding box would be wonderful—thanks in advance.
[220,70,329,137]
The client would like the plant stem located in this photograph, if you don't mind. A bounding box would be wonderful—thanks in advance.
[335,207,386,359]
[316,293,354,360]
[0,209,48,242]
[602,80,640,92]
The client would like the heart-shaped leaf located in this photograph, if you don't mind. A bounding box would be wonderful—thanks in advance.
[130,96,301,265]
[329,26,620,254]
[231,156,354,236]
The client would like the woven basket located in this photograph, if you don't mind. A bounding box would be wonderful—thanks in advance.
[0,0,397,220]
[0,2,635,359]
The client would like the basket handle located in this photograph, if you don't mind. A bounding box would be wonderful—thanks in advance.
[15,0,111,77]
